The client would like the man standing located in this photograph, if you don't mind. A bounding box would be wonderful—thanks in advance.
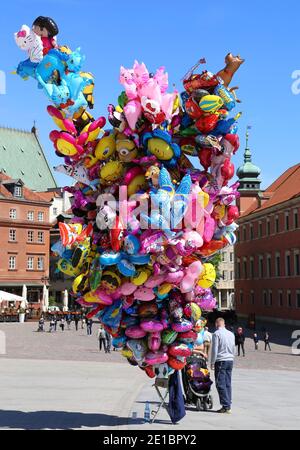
[74,314,79,331]
[211,318,235,414]
[105,330,112,354]
[97,326,107,352]
[253,333,259,350]
[235,327,246,357]
[86,318,93,336]
[264,332,272,351]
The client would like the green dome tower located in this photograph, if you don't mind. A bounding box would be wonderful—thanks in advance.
[237,129,261,192]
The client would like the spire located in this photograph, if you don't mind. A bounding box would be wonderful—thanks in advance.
[31,121,37,135]
[236,127,261,191]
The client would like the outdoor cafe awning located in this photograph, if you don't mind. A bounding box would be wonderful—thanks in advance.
[0,291,26,302]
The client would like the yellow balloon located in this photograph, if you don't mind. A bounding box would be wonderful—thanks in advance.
[100,161,123,184]
[95,135,116,161]
[191,303,202,322]
[148,138,174,161]
[128,174,147,197]
[121,348,133,358]
[197,263,216,288]
[158,283,172,295]
[131,269,151,286]
[56,138,78,156]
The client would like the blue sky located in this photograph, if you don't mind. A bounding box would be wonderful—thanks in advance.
[0,0,300,188]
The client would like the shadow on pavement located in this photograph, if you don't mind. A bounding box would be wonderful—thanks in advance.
[0,410,146,430]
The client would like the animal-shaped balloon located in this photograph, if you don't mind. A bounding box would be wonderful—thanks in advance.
[14,25,44,63]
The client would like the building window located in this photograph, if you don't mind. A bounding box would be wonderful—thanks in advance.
[53,207,58,216]
[250,224,254,240]
[9,229,16,242]
[285,212,290,231]
[230,271,234,281]
[223,270,227,281]
[38,212,44,222]
[269,290,273,306]
[258,221,263,238]
[27,231,34,243]
[278,290,283,307]
[236,259,241,280]
[243,258,248,279]
[267,254,272,278]
[243,226,247,241]
[259,256,264,278]
[286,252,291,277]
[14,186,22,197]
[8,256,16,270]
[266,219,271,236]
[294,209,299,229]
[287,290,292,308]
[37,232,44,243]
[250,257,254,278]
[275,215,279,233]
[9,209,17,220]
[222,252,227,263]
[230,252,234,263]
[27,211,34,221]
[251,291,255,305]
[297,291,300,309]
[295,251,300,276]
[275,253,281,277]
[240,291,243,305]
[263,291,267,306]
[27,257,34,270]
[37,257,44,271]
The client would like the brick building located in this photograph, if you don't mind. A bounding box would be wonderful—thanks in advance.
[216,246,235,310]
[0,173,52,303]
[235,135,300,326]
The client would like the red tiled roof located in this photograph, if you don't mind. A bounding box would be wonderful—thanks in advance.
[0,172,51,203]
[242,163,300,216]
[38,191,61,201]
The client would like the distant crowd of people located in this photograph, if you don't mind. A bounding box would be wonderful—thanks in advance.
[37,314,94,336]
[37,314,114,356]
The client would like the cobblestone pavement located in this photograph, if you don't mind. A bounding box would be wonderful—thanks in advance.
[0,322,299,430]
[0,322,299,371]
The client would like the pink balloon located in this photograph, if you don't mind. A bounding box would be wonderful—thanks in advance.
[124,100,142,130]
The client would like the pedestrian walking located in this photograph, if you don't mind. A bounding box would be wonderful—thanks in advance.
[86,318,93,336]
[235,327,246,357]
[203,327,212,358]
[97,326,107,352]
[49,318,55,333]
[253,333,259,350]
[105,330,112,354]
[60,318,65,332]
[38,316,45,332]
[67,314,72,330]
[54,315,58,331]
[211,318,235,414]
[74,315,79,331]
[264,332,272,351]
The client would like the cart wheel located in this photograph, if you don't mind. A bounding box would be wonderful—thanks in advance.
[196,398,203,411]
[207,395,214,410]
[202,398,208,411]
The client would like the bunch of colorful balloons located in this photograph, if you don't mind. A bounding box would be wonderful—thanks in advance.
[15,19,244,379]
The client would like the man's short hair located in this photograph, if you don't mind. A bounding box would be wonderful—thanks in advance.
[216,318,225,326]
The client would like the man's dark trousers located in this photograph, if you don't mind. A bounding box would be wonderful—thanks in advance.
[215,360,233,410]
